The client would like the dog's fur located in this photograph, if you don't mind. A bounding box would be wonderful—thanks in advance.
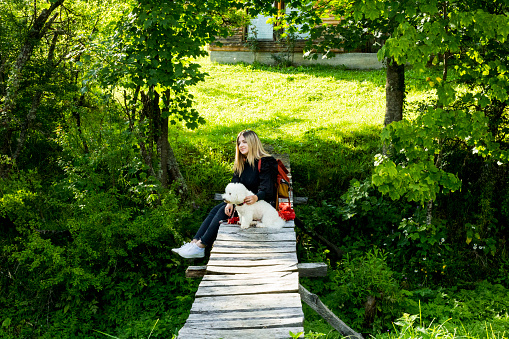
[222,183,285,229]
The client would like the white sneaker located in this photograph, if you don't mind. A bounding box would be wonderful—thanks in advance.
[171,242,192,254]
[179,243,205,259]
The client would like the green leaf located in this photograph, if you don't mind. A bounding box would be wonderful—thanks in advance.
[2,318,11,328]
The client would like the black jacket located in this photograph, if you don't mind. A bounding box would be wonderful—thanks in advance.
[231,156,278,203]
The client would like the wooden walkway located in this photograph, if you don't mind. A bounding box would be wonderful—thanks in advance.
[178,154,304,339]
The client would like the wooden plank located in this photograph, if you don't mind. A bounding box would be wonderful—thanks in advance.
[209,252,297,261]
[206,258,297,267]
[206,264,297,275]
[190,293,302,312]
[199,272,298,287]
[187,262,325,278]
[218,225,295,234]
[211,246,295,254]
[212,240,295,249]
[298,262,328,277]
[187,307,303,321]
[215,232,296,242]
[178,326,304,339]
[184,315,303,329]
[201,271,295,281]
[195,279,298,296]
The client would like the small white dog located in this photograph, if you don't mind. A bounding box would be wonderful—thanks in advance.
[222,183,285,229]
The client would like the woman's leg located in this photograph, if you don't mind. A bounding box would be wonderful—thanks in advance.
[193,202,228,246]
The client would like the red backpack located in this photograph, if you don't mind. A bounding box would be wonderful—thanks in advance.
[258,158,295,220]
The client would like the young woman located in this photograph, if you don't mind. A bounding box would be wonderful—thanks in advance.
[173,130,277,258]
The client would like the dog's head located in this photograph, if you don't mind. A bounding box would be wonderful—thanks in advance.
[222,183,248,205]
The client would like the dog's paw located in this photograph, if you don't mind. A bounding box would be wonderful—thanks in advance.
[255,223,265,228]
[240,224,249,229]
[249,220,259,226]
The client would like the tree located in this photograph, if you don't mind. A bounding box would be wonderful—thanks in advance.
[0,0,126,176]
[0,0,65,175]
[83,0,247,195]
[249,0,409,128]
[371,1,509,204]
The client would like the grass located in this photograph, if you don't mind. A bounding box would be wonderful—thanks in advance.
[175,56,433,201]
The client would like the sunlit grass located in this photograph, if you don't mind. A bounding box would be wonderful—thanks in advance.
[175,56,434,200]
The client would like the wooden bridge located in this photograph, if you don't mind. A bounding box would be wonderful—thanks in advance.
[178,219,303,338]
[177,153,362,339]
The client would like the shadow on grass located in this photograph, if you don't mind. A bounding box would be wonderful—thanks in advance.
[174,118,383,201]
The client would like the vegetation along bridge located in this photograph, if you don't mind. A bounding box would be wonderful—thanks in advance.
[178,154,363,339]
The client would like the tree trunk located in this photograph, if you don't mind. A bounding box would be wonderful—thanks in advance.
[12,31,60,164]
[72,94,89,154]
[382,58,405,155]
[1,2,63,119]
[166,136,188,196]
[159,117,170,189]
[0,2,63,176]
[139,89,188,196]
[159,90,188,196]
[384,58,405,127]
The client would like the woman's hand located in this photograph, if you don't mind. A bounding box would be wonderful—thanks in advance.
[225,203,234,216]
[244,195,258,205]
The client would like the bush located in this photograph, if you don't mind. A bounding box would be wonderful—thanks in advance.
[0,167,198,338]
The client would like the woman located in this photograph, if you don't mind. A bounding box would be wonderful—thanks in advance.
[173,130,277,258]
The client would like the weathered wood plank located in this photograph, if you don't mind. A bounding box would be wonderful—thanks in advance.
[184,315,303,329]
[187,307,303,321]
[218,225,295,234]
[186,262,325,278]
[201,271,294,281]
[206,264,297,275]
[298,262,328,277]
[299,284,364,339]
[215,232,296,242]
[206,258,297,267]
[212,240,295,248]
[211,246,296,254]
[178,326,304,339]
[195,279,298,296]
[190,293,302,312]
[208,252,297,261]
[199,272,298,287]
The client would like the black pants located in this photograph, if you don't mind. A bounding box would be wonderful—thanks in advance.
[193,202,228,246]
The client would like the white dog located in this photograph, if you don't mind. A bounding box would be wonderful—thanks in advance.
[222,183,285,229]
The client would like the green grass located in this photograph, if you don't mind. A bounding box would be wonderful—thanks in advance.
[175,57,433,201]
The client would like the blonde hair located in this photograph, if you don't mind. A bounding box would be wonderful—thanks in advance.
[233,130,270,175]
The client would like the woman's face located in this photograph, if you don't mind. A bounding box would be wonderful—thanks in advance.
[237,134,249,155]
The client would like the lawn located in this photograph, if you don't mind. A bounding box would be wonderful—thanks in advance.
[176,57,432,201]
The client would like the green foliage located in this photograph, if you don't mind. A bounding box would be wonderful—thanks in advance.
[379,282,509,339]
[0,170,197,337]
[371,103,507,204]
[330,248,409,332]
[290,330,326,338]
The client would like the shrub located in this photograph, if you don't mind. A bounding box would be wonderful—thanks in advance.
[330,248,410,332]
